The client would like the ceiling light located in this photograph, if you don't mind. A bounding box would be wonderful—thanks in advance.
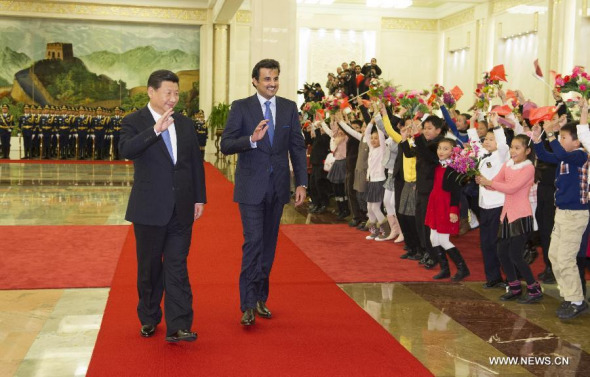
[507,5,547,14]
[367,0,412,8]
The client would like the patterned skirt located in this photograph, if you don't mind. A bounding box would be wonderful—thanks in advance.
[383,172,395,191]
[327,159,346,184]
[366,180,386,203]
[498,216,534,239]
[398,181,416,216]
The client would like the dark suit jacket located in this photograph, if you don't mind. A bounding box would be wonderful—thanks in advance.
[119,106,206,226]
[220,94,307,205]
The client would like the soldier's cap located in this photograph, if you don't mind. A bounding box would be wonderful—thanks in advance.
[1,104,8,109]
[97,106,103,111]
[61,105,67,110]
[24,105,30,109]
[114,106,121,111]
[44,105,50,109]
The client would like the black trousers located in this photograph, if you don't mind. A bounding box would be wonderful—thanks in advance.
[479,207,503,282]
[134,211,194,336]
[415,191,433,256]
[238,179,283,312]
[497,233,535,285]
[536,184,556,269]
[346,171,363,221]
[310,165,330,207]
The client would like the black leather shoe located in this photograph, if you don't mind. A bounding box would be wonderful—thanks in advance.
[165,329,197,342]
[256,301,272,319]
[140,324,156,338]
[518,293,543,304]
[500,290,522,301]
[483,279,507,289]
[241,308,256,326]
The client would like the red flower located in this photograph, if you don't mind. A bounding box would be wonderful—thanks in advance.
[564,75,571,83]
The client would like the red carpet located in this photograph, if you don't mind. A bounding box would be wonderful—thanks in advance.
[0,225,129,289]
[0,159,131,165]
[281,224,547,283]
[87,164,432,377]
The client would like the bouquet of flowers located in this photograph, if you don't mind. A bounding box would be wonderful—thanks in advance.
[448,141,482,182]
[301,101,322,121]
[427,84,445,109]
[397,90,429,118]
[555,66,590,100]
[367,79,398,107]
[475,65,507,111]
[442,91,456,108]
[321,94,346,115]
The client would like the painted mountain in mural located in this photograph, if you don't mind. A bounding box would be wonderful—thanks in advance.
[80,46,198,88]
[0,47,32,86]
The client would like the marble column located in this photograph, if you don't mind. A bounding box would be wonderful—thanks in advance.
[200,23,214,116]
[250,0,298,102]
[213,24,229,104]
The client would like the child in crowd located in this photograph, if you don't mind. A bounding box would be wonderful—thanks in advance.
[476,134,542,304]
[364,119,388,239]
[534,118,589,319]
[424,137,470,281]
[469,112,509,288]
[322,118,349,218]
[401,116,447,270]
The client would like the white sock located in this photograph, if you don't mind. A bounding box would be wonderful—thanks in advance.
[572,301,584,306]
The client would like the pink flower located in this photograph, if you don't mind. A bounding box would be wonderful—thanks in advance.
[556,78,565,86]
[580,84,587,91]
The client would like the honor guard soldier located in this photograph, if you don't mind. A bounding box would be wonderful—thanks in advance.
[19,105,34,159]
[49,106,59,158]
[194,110,207,156]
[67,107,77,158]
[0,104,14,159]
[76,106,89,159]
[57,105,69,159]
[92,106,108,160]
[111,106,123,160]
[40,105,52,159]
[31,106,41,158]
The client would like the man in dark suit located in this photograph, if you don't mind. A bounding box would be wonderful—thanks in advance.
[119,70,206,342]
[220,59,308,326]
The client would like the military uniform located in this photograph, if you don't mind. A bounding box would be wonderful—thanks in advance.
[31,106,41,158]
[19,105,33,159]
[40,106,52,159]
[76,108,90,159]
[193,110,207,157]
[0,104,14,159]
[57,106,69,159]
[111,107,123,160]
[92,107,109,160]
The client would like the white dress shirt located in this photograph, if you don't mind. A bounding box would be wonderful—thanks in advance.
[148,103,177,163]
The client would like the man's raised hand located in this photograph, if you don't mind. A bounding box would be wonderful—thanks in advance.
[251,120,269,142]
[154,108,175,133]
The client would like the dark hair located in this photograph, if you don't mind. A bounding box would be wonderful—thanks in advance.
[438,138,457,148]
[561,122,579,140]
[351,119,363,128]
[478,120,488,128]
[252,59,281,81]
[423,115,448,135]
[512,134,535,163]
[147,70,179,90]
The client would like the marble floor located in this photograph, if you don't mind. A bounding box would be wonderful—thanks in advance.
[1,145,589,377]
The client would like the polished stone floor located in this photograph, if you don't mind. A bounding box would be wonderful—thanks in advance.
[1,143,589,377]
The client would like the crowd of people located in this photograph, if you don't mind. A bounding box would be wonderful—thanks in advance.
[0,104,207,160]
[300,60,590,320]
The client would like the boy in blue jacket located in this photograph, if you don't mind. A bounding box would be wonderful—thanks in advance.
[533,120,589,320]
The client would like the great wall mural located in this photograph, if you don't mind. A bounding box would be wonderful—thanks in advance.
[0,17,201,112]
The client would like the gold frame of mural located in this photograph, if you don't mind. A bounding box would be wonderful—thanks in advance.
[0,0,208,25]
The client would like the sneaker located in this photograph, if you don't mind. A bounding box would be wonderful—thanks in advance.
[558,301,589,320]
[468,211,479,229]
[556,301,571,316]
[542,271,556,284]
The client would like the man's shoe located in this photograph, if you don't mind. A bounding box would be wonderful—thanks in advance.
[315,205,327,214]
[256,301,272,319]
[542,271,556,284]
[483,279,507,289]
[517,292,543,304]
[558,301,589,320]
[140,324,156,337]
[165,329,197,342]
[241,308,256,326]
